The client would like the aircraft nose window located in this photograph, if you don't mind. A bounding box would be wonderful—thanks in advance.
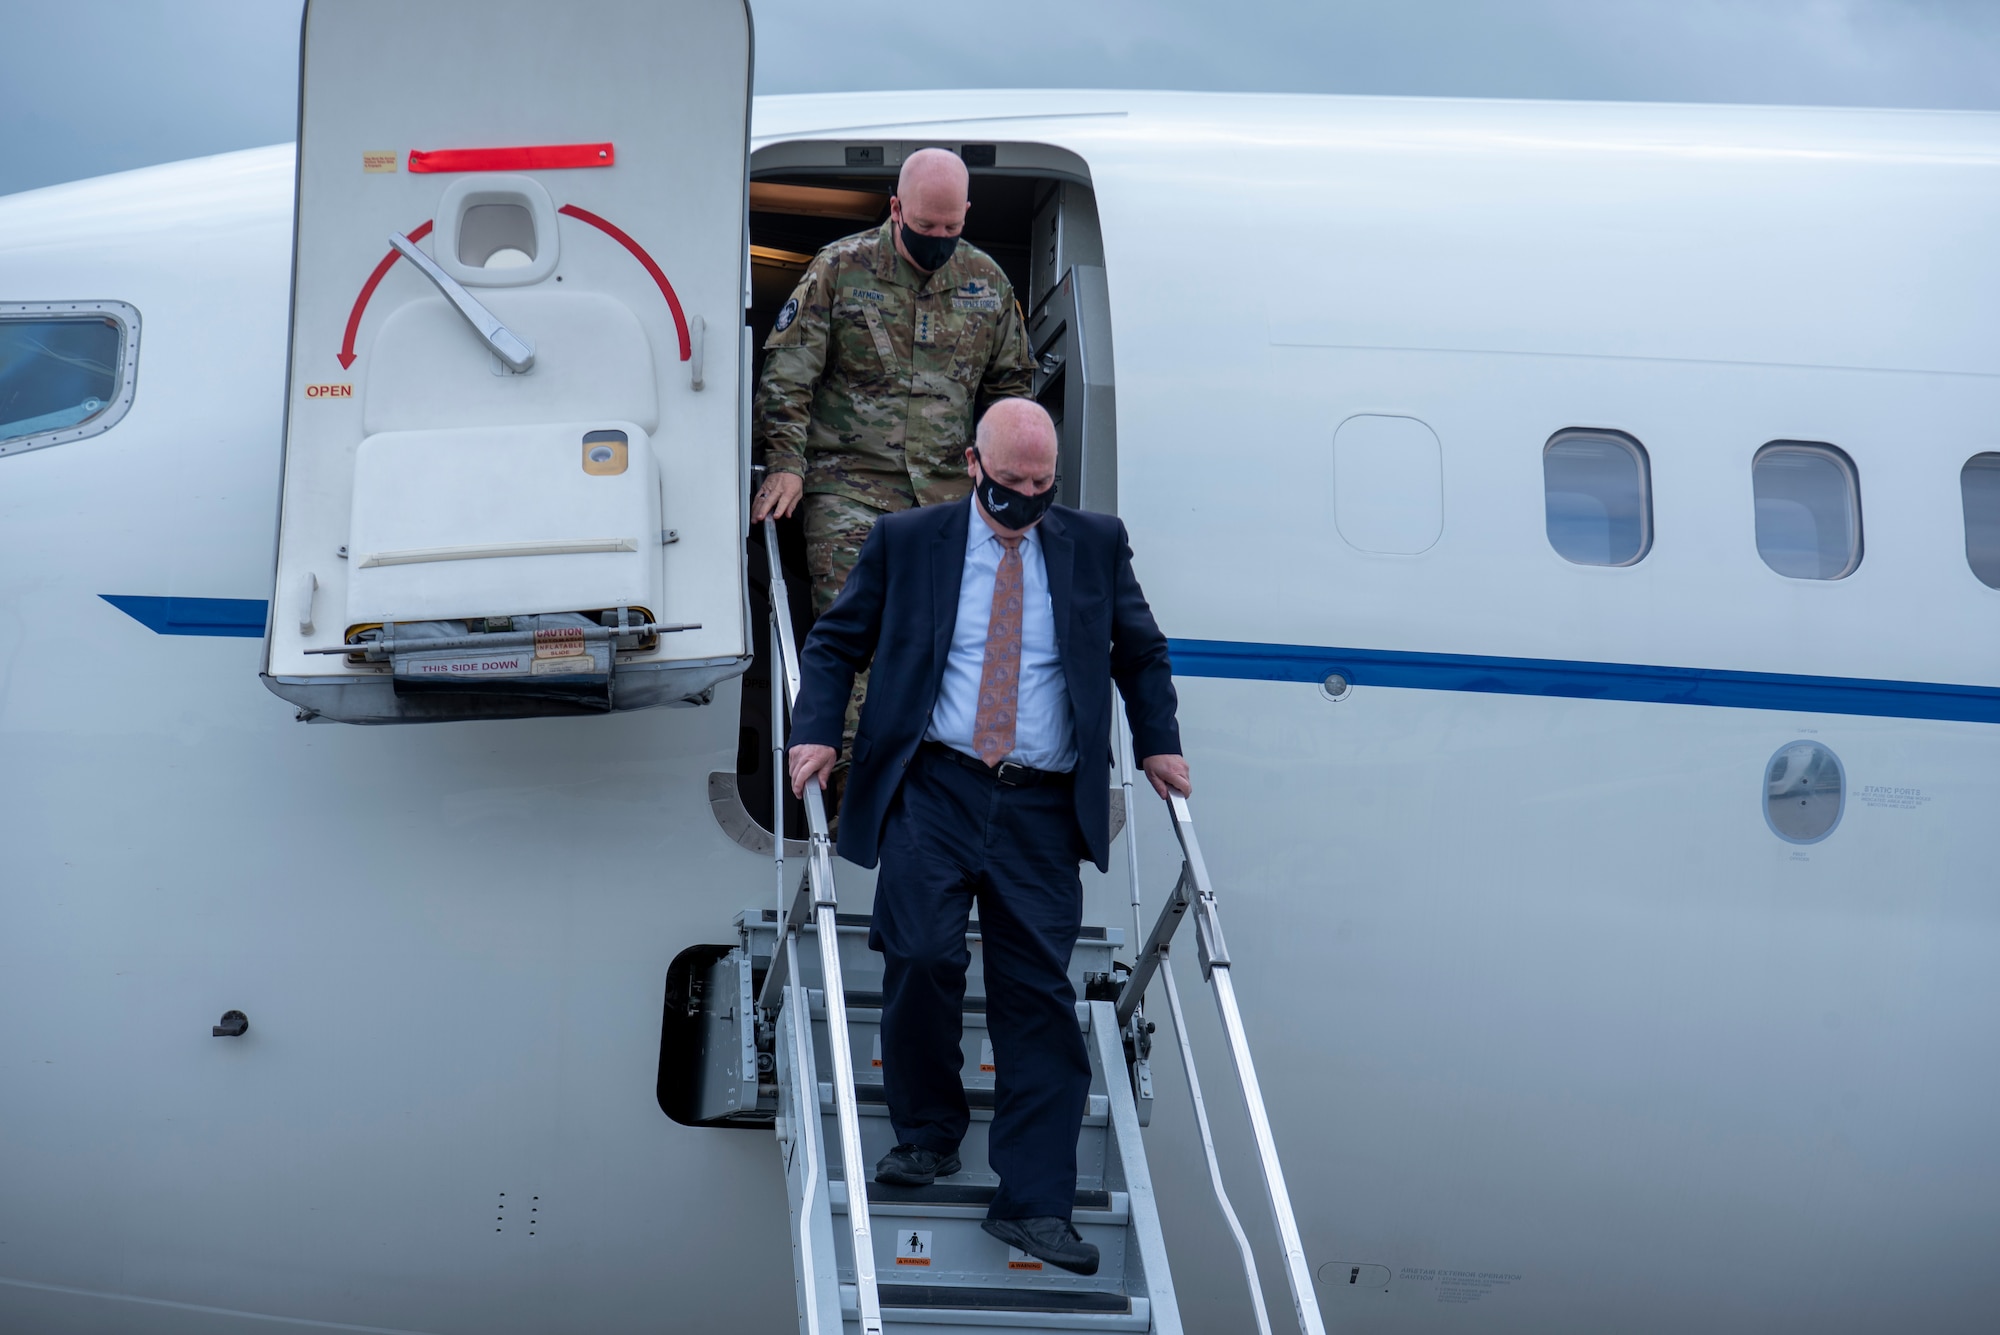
[458,202,538,269]
[1543,429,1652,566]
[1753,442,1862,580]
[0,303,139,459]
[1764,741,1845,844]
[1959,453,2000,590]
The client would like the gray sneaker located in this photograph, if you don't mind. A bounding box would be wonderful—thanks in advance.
[980,1215,1100,1276]
[873,1144,961,1187]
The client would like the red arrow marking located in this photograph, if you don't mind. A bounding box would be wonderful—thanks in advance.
[338,219,434,370]
[557,204,691,361]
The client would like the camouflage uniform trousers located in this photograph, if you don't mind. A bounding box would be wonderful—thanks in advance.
[803,492,895,787]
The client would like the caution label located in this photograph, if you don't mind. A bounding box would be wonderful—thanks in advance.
[979,1037,995,1073]
[1007,1247,1044,1271]
[894,1230,932,1267]
[362,151,399,174]
[534,626,587,659]
[304,383,354,399]
[871,1033,883,1069]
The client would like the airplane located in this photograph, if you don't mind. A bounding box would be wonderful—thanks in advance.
[3,1,1998,1332]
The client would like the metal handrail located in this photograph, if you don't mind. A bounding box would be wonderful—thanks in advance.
[1117,788,1327,1335]
[1113,712,1272,1335]
[759,517,883,1335]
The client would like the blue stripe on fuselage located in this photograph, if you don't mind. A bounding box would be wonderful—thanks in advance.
[101,595,267,638]
[1167,638,2000,725]
[98,600,1997,724]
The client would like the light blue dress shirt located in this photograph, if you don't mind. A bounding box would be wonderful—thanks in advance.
[925,499,1077,771]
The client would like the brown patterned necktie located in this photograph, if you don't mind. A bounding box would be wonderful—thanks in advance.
[972,535,1025,766]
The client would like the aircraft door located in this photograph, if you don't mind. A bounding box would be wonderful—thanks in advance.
[1026,181,1114,512]
[264,0,752,723]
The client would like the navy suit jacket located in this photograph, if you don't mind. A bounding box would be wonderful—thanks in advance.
[790,501,1181,873]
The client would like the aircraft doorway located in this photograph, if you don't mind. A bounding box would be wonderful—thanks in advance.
[722,143,1116,845]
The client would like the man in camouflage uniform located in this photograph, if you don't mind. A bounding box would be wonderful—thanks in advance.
[752,147,1035,775]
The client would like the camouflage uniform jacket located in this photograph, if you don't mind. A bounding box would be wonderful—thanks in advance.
[756,220,1035,512]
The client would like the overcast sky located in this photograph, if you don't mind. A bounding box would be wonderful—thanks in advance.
[2,0,1997,197]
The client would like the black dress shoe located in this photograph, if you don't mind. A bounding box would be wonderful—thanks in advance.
[980,1215,1100,1276]
[874,1144,961,1187]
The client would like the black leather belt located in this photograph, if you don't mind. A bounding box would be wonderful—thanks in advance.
[920,740,1073,788]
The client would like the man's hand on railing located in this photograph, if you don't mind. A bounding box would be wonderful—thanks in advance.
[790,743,837,798]
[1141,754,1192,800]
[753,470,804,522]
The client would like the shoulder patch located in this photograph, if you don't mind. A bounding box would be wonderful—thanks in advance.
[774,297,799,333]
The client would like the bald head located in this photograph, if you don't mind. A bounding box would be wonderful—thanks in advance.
[976,398,1057,472]
[897,147,969,215]
[890,148,971,273]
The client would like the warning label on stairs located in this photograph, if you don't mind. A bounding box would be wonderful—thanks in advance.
[894,1230,932,1266]
[979,1037,995,1073]
[1007,1247,1044,1271]
[872,1034,882,1069]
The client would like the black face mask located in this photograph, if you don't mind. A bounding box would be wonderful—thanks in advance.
[898,221,960,272]
[973,449,1056,530]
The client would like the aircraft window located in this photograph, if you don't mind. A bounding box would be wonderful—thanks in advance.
[1764,740,1844,844]
[1333,414,1443,555]
[1752,442,1862,580]
[1960,453,2000,590]
[0,301,140,459]
[1543,429,1651,566]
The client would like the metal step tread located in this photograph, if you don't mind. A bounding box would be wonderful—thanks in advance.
[756,908,1112,943]
[878,1284,1133,1314]
[842,1288,1152,1333]
[827,1180,1128,1224]
[823,1085,1109,1125]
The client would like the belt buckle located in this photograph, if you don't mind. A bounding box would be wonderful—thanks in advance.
[995,761,1028,787]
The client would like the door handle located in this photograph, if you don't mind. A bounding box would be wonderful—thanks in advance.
[387,232,536,372]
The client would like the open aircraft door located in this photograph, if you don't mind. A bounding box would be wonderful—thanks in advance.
[263,0,753,723]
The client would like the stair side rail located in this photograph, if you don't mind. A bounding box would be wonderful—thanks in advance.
[1117,790,1327,1335]
[758,516,884,1335]
[1113,711,1272,1335]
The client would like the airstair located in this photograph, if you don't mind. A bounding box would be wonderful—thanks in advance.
[714,518,1330,1334]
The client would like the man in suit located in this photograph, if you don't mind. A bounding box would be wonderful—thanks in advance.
[788,397,1189,1276]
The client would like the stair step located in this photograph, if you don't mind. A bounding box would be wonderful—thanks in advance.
[815,996,1094,1031]
[842,1283,1151,1332]
[828,1180,1127,1224]
[883,1284,1132,1314]
[825,1084,1109,1126]
[755,908,1113,944]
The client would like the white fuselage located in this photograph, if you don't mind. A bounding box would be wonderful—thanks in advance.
[2,89,1998,1334]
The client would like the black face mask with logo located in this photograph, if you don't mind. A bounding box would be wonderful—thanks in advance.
[898,221,960,272]
[973,448,1056,530]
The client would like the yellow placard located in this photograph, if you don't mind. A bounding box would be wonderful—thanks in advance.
[361,151,399,174]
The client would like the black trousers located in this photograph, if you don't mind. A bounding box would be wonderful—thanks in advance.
[869,745,1091,1221]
